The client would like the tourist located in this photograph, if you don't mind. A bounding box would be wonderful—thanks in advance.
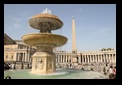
[103,66,107,75]
[108,66,114,75]
[113,66,116,75]
[109,73,116,79]
[11,63,15,70]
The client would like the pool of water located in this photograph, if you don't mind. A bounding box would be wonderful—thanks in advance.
[4,69,108,79]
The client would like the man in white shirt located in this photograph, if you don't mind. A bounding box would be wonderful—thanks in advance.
[109,66,114,75]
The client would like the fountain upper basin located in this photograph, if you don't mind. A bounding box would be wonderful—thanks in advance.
[21,33,68,47]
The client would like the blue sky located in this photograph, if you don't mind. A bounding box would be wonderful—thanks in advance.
[4,4,116,52]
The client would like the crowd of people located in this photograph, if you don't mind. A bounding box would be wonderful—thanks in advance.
[103,65,116,79]
[4,62,116,79]
[4,62,15,70]
[4,62,32,70]
[56,62,116,79]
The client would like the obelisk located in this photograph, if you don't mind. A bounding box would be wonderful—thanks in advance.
[72,16,78,64]
[72,16,76,53]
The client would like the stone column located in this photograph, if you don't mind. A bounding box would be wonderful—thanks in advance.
[82,55,84,63]
[22,52,24,62]
[28,52,30,62]
[106,54,108,63]
[26,52,28,62]
[18,53,20,61]
[20,53,22,62]
[70,55,72,62]
[16,53,18,61]
[108,54,110,63]
[14,52,16,61]
[17,53,19,61]
[22,53,24,62]
[103,54,105,63]
[30,53,32,62]
[112,56,115,63]
[78,55,81,63]
[61,55,63,63]
[66,55,67,63]
[56,55,57,63]
[57,55,59,63]
[98,55,99,62]
[59,55,60,63]
[87,55,89,63]
[96,55,98,62]
[65,55,66,63]
[63,55,65,63]
[56,55,58,63]
[61,55,62,63]
[62,55,63,63]
[89,55,91,63]
[112,54,114,63]
[111,54,113,63]
[100,55,102,62]
[69,55,71,62]
[24,53,25,62]
[94,55,96,62]
[115,54,116,63]
[90,55,92,63]
[25,52,27,62]
[59,55,61,63]
[85,55,86,63]
[93,55,95,62]
[92,55,94,63]
[83,55,85,63]
[98,55,100,63]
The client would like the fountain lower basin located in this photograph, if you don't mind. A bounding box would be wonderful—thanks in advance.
[21,33,68,47]
[4,69,108,79]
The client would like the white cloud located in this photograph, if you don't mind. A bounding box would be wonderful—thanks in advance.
[8,11,30,30]
[76,8,84,12]
[87,27,111,39]
[13,23,20,28]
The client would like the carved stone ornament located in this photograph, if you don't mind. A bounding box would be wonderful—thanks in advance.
[35,58,45,70]
[47,59,52,69]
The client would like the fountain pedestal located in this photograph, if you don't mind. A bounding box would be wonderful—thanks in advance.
[31,45,56,74]
[31,52,56,74]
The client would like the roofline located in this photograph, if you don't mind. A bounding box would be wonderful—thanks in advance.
[4,33,16,44]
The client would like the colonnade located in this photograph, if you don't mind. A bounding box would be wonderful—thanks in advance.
[79,54,116,63]
[16,52,32,62]
[56,53,116,63]
[56,55,72,63]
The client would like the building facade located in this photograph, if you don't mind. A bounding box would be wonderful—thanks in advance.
[4,33,116,65]
[4,33,36,63]
[4,44,36,63]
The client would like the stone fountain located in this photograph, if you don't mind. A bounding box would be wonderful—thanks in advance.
[22,8,68,74]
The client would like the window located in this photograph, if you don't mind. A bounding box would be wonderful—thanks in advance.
[11,56,13,59]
